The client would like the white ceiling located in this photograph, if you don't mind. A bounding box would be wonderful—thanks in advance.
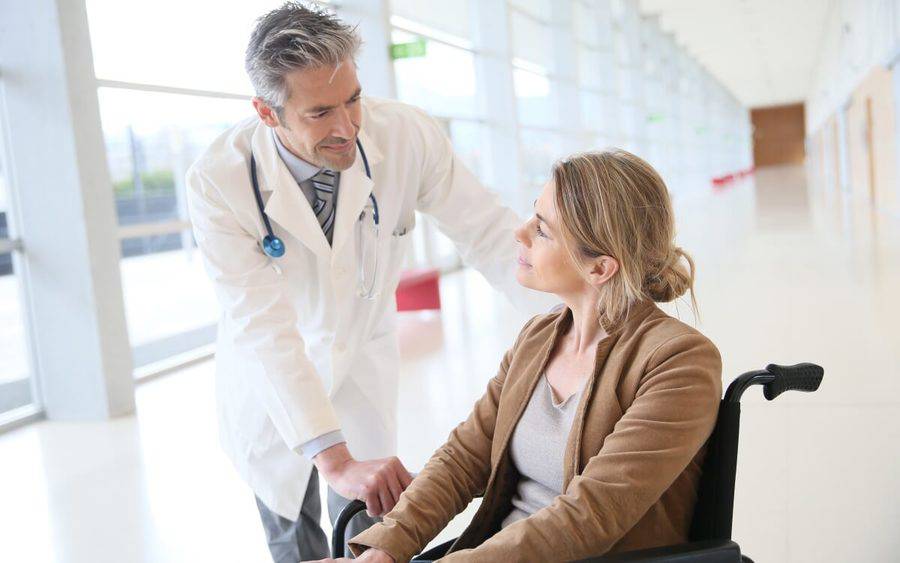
[638,0,834,108]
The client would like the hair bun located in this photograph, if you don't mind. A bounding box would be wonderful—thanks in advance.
[644,247,694,302]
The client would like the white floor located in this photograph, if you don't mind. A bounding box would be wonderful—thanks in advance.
[2,164,899,562]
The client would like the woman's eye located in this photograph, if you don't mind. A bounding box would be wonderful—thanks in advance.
[535,223,547,238]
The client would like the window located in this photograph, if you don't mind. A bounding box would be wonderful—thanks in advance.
[390,29,479,119]
[98,88,253,243]
[519,127,566,189]
[513,65,559,129]
[388,9,484,271]
[97,88,252,370]
[85,0,284,94]
[0,115,35,418]
[580,90,616,135]
[0,253,35,418]
[510,9,555,74]
[86,1,274,371]
[389,0,471,40]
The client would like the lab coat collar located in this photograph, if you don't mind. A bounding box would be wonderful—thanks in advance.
[248,121,384,260]
[251,123,330,257]
[330,126,382,259]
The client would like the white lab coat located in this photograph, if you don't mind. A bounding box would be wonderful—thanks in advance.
[186,97,551,519]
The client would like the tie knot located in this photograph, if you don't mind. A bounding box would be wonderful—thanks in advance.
[312,168,336,185]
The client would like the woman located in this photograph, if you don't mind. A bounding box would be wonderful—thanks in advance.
[328,149,722,562]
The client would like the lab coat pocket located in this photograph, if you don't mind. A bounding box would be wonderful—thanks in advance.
[384,229,414,288]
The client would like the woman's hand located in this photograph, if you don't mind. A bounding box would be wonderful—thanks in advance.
[310,547,395,563]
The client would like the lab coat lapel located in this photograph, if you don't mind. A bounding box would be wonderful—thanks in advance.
[331,129,383,259]
[251,124,331,259]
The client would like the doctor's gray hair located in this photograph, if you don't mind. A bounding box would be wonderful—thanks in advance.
[245,2,361,115]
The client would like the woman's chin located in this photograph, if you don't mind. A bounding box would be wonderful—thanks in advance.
[515,268,536,289]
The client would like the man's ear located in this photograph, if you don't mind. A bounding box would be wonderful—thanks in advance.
[252,97,280,128]
[586,255,619,288]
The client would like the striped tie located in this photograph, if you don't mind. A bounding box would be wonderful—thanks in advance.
[310,168,337,244]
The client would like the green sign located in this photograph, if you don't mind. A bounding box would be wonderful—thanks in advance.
[390,39,427,60]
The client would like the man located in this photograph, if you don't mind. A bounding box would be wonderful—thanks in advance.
[186,3,550,562]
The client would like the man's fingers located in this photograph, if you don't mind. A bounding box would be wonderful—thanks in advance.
[398,467,414,489]
[379,486,395,515]
[365,492,382,518]
[386,468,403,506]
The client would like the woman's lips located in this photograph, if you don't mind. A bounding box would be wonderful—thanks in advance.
[517,256,531,267]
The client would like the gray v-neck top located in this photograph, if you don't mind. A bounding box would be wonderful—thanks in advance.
[501,373,586,528]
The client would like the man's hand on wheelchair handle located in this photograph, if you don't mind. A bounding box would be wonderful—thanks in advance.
[314,443,414,516]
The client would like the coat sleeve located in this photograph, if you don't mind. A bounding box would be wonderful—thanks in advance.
[186,165,341,450]
[348,317,540,563]
[409,108,558,317]
[441,333,723,563]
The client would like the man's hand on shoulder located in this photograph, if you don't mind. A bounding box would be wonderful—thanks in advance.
[314,443,413,516]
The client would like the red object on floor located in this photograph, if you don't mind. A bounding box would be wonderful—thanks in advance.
[395,268,441,312]
[711,166,755,187]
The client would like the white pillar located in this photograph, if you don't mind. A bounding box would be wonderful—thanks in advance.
[551,1,583,156]
[335,0,397,99]
[0,0,134,418]
[891,55,900,211]
[472,0,522,210]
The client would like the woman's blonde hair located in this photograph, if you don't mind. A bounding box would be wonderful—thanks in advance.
[551,149,697,330]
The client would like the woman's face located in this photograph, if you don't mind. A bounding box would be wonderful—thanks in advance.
[514,181,590,296]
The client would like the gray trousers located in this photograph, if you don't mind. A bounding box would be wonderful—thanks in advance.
[255,468,378,562]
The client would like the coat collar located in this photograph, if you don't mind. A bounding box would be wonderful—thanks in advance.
[487,300,659,491]
[331,126,383,259]
[248,118,384,260]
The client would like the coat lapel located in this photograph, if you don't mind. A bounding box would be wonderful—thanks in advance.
[250,123,331,259]
[331,128,384,261]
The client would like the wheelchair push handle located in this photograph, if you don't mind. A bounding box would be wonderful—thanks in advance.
[724,362,823,403]
[763,363,824,400]
[332,499,368,558]
[331,471,419,558]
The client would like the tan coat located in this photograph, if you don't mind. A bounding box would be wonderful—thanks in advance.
[350,301,722,562]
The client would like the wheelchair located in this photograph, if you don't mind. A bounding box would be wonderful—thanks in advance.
[333,362,824,562]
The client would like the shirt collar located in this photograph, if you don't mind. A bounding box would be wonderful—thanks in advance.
[271,128,322,183]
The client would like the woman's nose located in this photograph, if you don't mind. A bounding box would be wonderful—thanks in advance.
[514,223,530,246]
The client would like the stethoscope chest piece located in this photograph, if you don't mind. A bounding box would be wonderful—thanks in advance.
[250,137,379,298]
[262,234,285,258]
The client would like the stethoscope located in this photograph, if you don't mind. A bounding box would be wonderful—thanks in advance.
[249,138,381,299]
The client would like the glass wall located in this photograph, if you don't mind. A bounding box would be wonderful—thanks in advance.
[74,0,751,372]
[0,112,35,418]
[85,1,282,370]
[385,0,751,269]
[388,3,486,270]
[0,254,34,417]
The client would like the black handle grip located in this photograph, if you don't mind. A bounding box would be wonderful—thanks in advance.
[332,499,368,558]
[763,363,823,400]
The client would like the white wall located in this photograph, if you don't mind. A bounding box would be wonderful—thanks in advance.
[806,0,900,134]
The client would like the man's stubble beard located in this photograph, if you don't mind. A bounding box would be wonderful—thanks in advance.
[316,144,357,172]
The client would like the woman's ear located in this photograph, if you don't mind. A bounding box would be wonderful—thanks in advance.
[586,255,619,288]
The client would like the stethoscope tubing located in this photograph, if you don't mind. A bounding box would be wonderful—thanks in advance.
[250,137,377,258]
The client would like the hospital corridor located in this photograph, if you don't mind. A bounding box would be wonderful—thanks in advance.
[1,1,899,562]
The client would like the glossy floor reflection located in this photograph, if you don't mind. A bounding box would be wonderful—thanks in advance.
[1,164,898,562]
